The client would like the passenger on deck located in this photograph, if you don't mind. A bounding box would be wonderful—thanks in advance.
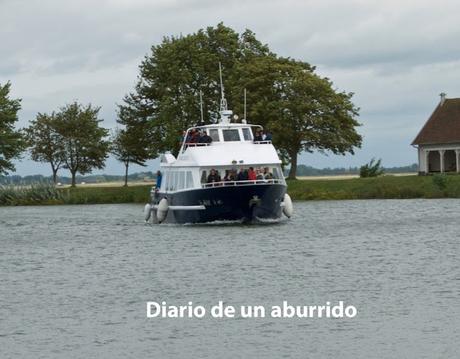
[207,169,221,183]
[256,169,264,180]
[189,129,200,143]
[198,131,213,144]
[224,170,237,182]
[254,130,263,142]
[156,170,162,189]
[248,167,257,181]
[263,167,273,179]
[237,168,248,181]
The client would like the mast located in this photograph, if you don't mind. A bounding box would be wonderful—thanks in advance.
[243,88,247,122]
[199,90,204,124]
[218,62,232,124]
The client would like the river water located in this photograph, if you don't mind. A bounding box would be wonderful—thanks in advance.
[1,200,459,358]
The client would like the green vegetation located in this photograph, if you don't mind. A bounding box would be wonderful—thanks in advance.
[287,175,460,200]
[110,128,148,187]
[0,184,152,206]
[359,158,384,178]
[0,82,24,175]
[119,23,362,178]
[5,175,460,206]
[0,184,63,206]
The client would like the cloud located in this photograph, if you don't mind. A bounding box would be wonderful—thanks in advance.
[2,0,460,174]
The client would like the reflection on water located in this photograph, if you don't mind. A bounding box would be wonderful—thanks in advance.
[1,200,459,358]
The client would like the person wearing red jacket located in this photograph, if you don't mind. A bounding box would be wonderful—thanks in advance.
[248,167,257,181]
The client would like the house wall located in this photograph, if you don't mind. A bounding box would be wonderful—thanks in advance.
[418,143,460,173]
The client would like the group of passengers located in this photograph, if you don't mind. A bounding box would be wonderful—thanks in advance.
[207,167,273,184]
[254,129,272,142]
[181,128,273,145]
[183,129,213,144]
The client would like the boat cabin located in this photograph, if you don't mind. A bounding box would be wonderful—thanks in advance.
[159,123,285,193]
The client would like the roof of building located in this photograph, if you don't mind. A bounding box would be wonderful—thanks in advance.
[412,98,460,145]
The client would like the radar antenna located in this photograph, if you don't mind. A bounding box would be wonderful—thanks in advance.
[219,62,227,112]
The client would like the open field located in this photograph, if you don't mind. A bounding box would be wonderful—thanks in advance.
[2,174,460,206]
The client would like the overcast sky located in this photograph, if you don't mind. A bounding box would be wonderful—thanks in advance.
[2,0,460,176]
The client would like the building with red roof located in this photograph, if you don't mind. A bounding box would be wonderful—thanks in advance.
[412,93,460,174]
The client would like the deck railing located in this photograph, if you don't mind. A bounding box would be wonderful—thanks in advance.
[202,178,284,188]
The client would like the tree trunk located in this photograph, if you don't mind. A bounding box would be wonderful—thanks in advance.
[71,170,77,187]
[288,151,298,179]
[124,161,129,187]
[50,164,58,184]
[52,168,58,184]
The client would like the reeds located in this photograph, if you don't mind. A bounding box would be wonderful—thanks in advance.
[0,183,63,206]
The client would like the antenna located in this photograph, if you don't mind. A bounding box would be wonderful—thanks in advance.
[199,90,204,123]
[219,62,227,112]
[243,88,247,121]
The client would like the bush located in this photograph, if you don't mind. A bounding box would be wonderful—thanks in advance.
[360,158,384,178]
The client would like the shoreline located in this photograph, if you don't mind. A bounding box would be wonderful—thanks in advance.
[1,174,459,206]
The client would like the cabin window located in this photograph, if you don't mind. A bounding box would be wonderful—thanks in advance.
[209,129,220,142]
[223,129,240,142]
[272,167,281,179]
[201,170,207,184]
[186,171,193,188]
[242,128,252,141]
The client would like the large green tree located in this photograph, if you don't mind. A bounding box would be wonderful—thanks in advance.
[55,102,110,187]
[25,112,65,184]
[110,127,148,187]
[120,24,361,177]
[235,56,362,178]
[118,23,271,157]
[0,82,24,175]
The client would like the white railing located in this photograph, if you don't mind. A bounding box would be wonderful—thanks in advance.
[202,178,284,188]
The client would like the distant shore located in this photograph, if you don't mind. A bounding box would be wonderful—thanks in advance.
[1,174,459,206]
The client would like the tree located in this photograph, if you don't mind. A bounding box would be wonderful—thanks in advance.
[118,23,271,157]
[120,24,361,177]
[110,127,148,187]
[0,82,24,175]
[55,102,109,187]
[25,112,65,184]
[235,56,362,179]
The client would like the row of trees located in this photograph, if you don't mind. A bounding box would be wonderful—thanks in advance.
[1,23,362,182]
[0,84,142,186]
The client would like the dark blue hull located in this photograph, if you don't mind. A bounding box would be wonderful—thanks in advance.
[152,183,286,224]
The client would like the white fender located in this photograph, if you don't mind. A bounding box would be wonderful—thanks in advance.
[156,198,169,223]
[282,193,293,218]
[144,203,152,222]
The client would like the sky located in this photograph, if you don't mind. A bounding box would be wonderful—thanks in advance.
[2,0,460,176]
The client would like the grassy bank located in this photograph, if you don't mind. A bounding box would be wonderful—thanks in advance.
[287,174,460,200]
[2,174,460,206]
[0,184,152,206]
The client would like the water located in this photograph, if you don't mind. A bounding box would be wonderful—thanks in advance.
[1,200,459,358]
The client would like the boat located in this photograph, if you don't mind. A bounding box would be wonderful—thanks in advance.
[144,69,293,224]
